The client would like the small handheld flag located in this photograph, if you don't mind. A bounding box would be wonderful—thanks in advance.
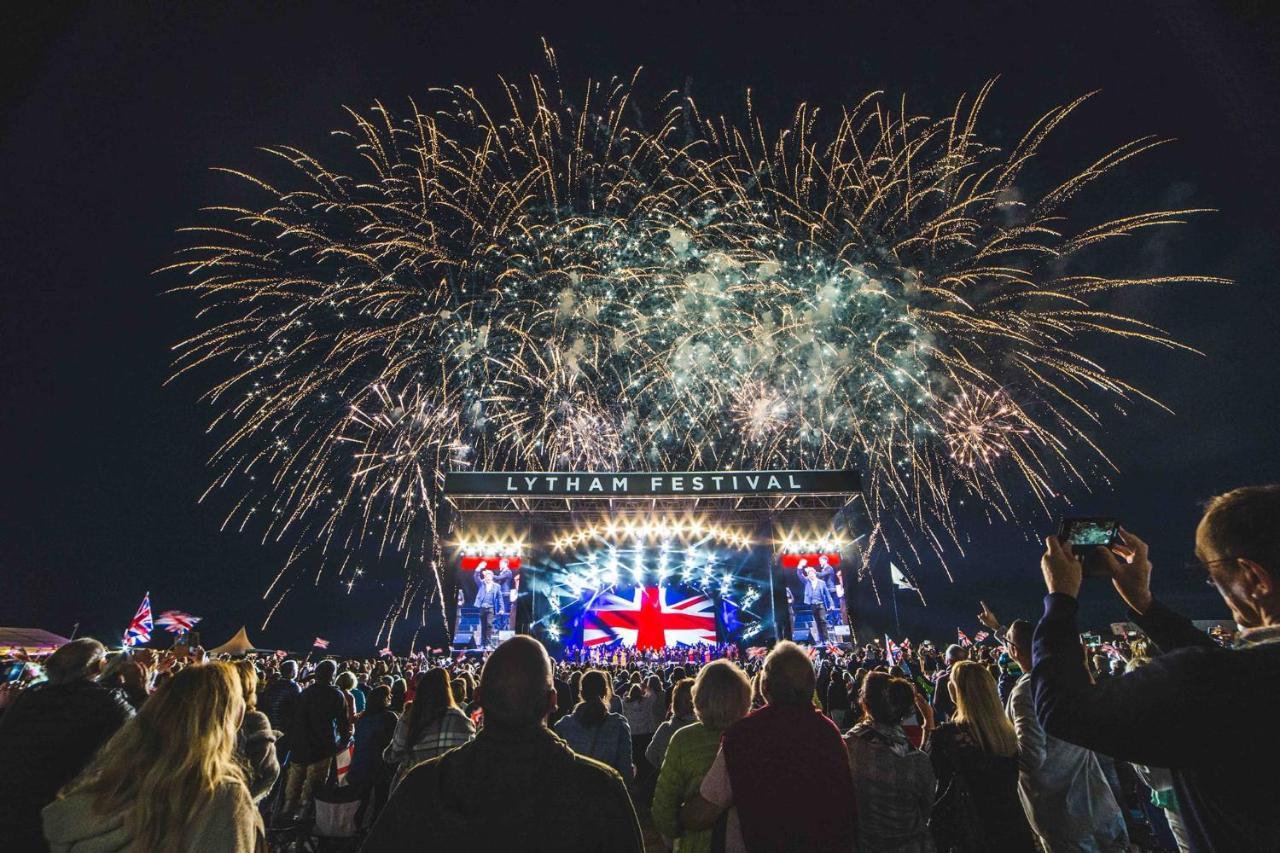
[313,637,330,650]
[973,630,990,643]
[123,593,153,647]
[156,610,201,634]
[884,634,901,664]
[957,628,972,647]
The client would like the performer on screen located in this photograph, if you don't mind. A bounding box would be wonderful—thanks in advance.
[816,554,841,626]
[494,557,515,630]
[474,568,501,649]
[802,565,830,643]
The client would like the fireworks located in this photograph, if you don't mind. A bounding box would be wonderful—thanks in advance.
[733,381,790,445]
[941,390,1029,469]
[167,49,1223,635]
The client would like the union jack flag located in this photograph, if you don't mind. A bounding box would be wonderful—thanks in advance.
[155,610,201,633]
[123,593,152,647]
[973,630,990,643]
[884,634,902,664]
[313,637,330,649]
[957,628,972,647]
[583,586,717,650]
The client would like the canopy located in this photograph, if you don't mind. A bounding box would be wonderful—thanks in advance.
[0,627,71,655]
[209,626,257,656]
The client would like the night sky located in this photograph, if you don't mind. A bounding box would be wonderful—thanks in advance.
[4,1,1278,653]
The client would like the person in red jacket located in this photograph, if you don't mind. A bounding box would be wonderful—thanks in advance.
[681,640,855,852]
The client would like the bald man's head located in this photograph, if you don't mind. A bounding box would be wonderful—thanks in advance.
[476,635,555,729]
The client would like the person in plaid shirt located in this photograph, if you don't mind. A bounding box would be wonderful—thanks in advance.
[383,668,474,789]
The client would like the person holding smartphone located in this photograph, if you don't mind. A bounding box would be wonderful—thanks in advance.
[1032,484,1280,853]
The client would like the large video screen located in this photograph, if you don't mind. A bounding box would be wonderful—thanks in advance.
[545,540,760,649]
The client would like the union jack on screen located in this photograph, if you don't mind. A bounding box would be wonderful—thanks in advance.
[123,593,153,647]
[584,586,717,650]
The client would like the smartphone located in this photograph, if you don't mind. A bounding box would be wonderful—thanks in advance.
[1060,517,1120,549]
[2,661,25,683]
[1059,517,1121,577]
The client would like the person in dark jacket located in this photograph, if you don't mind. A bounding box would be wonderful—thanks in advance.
[280,658,352,820]
[350,685,398,824]
[930,661,1036,853]
[363,636,643,853]
[0,638,134,853]
[261,659,302,734]
[1033,484,1280,853]
[930,643,967,722]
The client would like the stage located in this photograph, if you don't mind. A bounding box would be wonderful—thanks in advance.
[439,468,863,652]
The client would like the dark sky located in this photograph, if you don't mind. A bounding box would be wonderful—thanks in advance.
[3,1,1278,652]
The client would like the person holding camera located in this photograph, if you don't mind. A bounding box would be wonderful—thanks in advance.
[1032,485,1280,853]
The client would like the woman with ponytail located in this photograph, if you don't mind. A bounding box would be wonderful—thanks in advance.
[553,668,634,781]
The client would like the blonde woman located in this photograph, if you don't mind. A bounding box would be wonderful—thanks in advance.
[232,659,281,803]
[651,660,752,853]
[42,662,265,852]
[929,660,1035,853]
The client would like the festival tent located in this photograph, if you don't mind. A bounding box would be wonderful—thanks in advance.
[208,626,257,656]
[0,627,71,655]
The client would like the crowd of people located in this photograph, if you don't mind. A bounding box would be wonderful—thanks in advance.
[2,483,1279,852]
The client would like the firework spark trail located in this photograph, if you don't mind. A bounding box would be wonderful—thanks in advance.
[165,49,1226,639]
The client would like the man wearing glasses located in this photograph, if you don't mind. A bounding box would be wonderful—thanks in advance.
[1032,484,1280,853]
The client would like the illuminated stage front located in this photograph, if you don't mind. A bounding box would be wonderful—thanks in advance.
[442,469,861,653]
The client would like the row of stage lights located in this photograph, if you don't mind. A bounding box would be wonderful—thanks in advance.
[559,542,763,607]
[777,536,848,555]
[457,530,850,559]
[457,542,523,558]
[553,518,752,552]
[561,543,731,594]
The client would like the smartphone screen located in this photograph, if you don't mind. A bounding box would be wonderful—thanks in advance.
[2,662,25,683]
[1061,518,1119,548]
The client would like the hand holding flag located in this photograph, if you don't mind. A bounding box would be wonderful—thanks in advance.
[123,593,153,647]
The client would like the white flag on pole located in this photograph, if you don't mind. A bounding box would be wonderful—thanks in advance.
[890,563,918,591]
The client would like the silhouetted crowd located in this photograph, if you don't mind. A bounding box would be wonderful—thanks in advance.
[3,484,1279,852]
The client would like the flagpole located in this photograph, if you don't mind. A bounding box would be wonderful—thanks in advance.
[891,582,901,638]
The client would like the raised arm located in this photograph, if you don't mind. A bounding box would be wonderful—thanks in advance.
[1032,591,1225,768]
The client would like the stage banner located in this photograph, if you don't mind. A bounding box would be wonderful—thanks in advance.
[444,469,860,497]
